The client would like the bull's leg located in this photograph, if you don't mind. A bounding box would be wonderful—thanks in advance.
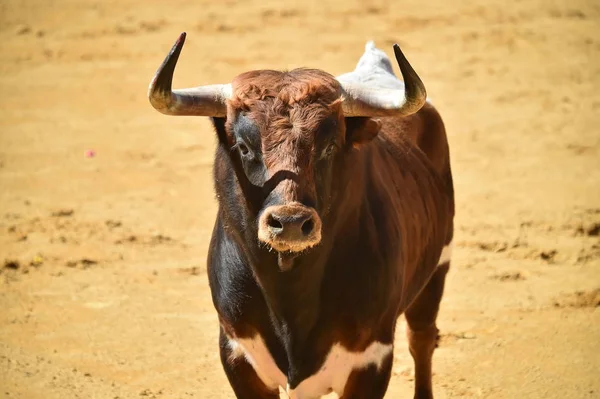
[218,328,279,399]
[404,261,450,399]
[339,353,393,399]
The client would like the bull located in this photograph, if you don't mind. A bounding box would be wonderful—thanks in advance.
[148,32,454,399]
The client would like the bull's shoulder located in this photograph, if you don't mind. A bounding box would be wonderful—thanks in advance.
[207,218,270,337]
[379,102,450,177]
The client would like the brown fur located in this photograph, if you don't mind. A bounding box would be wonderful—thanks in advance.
[226,69,345,205]
[209,67,454,398]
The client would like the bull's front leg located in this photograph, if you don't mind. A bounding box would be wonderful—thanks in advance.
[339,352,394,399]
[218,328,280,399]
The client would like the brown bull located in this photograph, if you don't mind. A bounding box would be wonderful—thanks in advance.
[149,32,454,399]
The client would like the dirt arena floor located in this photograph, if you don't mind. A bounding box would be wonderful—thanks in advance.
[1,0,599,398]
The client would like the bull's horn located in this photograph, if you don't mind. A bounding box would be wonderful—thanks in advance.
[339,44,427,117]
[148,32,231,117]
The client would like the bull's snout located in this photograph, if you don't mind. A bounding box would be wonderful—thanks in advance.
[258,203,322,253]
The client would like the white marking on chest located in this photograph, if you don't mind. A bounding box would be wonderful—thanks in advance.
[288,341,392,398]
[437,241,453,266]
[228,335,392,398]
[228,335,287,390]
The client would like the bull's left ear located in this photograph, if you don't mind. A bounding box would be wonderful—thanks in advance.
[345,117,382,148]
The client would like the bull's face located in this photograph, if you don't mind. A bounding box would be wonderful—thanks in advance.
[225,70,351,255]
[148,33,427,268]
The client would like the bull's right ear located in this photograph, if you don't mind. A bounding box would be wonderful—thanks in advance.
[211,117,232,147]
[345,117,381,148]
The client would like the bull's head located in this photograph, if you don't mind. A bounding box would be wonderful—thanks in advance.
[149,33,426,269]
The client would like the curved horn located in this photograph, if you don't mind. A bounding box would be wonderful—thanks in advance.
[340,44,427,117]
[148,32,231,117]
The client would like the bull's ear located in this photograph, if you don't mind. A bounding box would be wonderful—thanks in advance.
[211,117,232,147]
[345,117,381,148]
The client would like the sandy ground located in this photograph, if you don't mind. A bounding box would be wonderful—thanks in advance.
[1,0,599,398]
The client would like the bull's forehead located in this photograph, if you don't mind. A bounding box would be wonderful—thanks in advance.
[228,69,344,159]
[230,68,342,106]
[226,69,345,176]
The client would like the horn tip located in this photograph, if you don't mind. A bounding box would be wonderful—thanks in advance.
[171,32,187,57]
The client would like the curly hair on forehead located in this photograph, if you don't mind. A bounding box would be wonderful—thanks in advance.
[226,68,346,174]
[229,68,342,110]
[227,68,344,142]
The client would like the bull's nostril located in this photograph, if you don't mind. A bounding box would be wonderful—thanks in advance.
[301,218,314,236]
[267,214,283,233]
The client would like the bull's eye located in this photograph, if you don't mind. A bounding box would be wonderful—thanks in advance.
[233,141,254,160]
[321,143,336,159]
[237,143,250,157]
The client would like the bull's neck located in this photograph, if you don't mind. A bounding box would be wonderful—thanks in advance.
[251,243,330,344]
[234,147,367,345]
[253,220,363,347]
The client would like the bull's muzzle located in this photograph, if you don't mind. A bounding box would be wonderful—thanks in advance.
[258,203,322,253]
